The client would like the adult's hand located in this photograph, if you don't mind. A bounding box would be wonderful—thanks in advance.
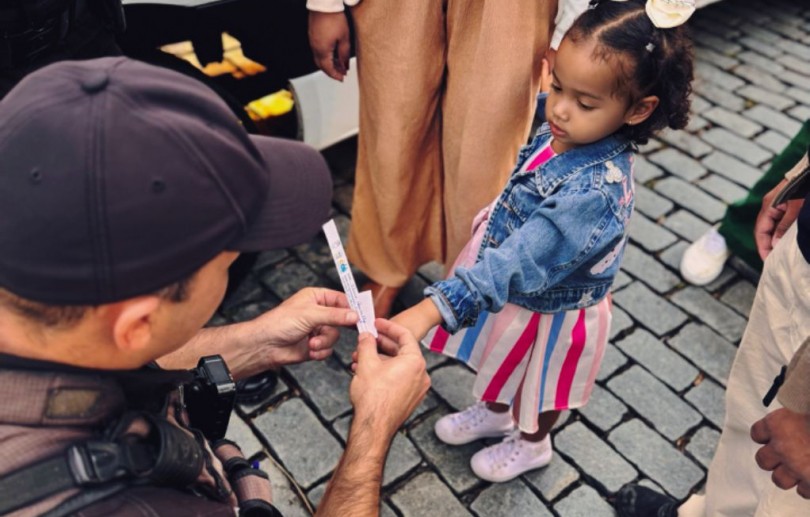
[308,11,350,81]
[751,407,810,499]
[160,287,357,380]
[351,319,430,438]
[755,179,804,260]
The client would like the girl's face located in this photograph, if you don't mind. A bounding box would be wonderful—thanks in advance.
[545,37,657,154]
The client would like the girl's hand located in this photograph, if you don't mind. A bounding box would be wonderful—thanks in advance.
[391,299,443,343]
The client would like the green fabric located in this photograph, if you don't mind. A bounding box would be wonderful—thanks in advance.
[718,120,810,272]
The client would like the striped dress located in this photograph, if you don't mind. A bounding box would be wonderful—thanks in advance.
[423,140,612,433]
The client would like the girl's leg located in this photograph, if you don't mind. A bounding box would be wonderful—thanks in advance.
[522,410,561,442]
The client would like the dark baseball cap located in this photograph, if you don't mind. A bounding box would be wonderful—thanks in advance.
[0,57,332,305]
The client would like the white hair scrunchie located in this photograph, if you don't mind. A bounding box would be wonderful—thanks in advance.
[645,0,696,28]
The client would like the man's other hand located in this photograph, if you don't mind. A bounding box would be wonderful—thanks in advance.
[751,407,810,499]
[351,319,430,439]
[308,11,351,81]
[755,179,804,260]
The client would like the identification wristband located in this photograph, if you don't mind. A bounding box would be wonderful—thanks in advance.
[322,219,377,337]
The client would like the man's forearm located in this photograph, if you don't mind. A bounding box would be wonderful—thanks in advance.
[317,415,392,516]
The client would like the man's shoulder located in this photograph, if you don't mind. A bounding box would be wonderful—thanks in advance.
[76,485,235,517]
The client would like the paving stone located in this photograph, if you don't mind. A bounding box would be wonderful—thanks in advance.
[671,287,748,343]
[693,79,745,110]
[259,457,311,517]
[331,327,358,367]
[695,48,739,70]
[686,115,709,132]
[658,240,687,272]
[613,282,688,337]
[778,70,810,89]
[738,84,797,111]
[410,411,481,493]
[657,128,714,158]
[743,105,803,137]
[597,342,628,382]
[634,184,674,219]
[418,260,445,284]
[668,323,737,386]
[733,64,787,93]
[609,419,704,499]
[647,148,706,181]
[755,130,792,154]
[701,150,766,189]
[703,106,764,138]
[685,378,726,428]
[693,33,742,58]
[226,413,264,459]
[578,383,628,432]
[700,129,772,167]
[608,366,703,440]
[554,484,615,516]
[333,416,422,486]
[430,363,477,411]
[638,138,664,154]
[653,176,727,223]
[662,210,712,243]
[705,265,739,293]
[788,105,810,124]
[634,155,666,184]
[405,389,440,426]
[332,183,353,214]
[620,244,681,293]
[399,274,430,311]
[254,249,291,270]
[687,426,722,468]
[524,454,580,501]
[690,95,712,114]
[221,273,267,312]
[286,356,352,421]
[228,299,278,324]
[738,36,784,58]
[628,213,679,253]
[615,329,698,391]
[471,479,552,517]
[424,348,450,370]
[293,237,338,274]
[237,377,290,416]
[720,279,757,317]
[390,471,472,517]
[697,174,748,204]
[260,261,323,300]
[777,38,810,60]
[554,421,637,492]
[612,270,633,293]
[254,398,342,488]
[786,86,810,105]
[736,50,787,75]
[609,305,633,340]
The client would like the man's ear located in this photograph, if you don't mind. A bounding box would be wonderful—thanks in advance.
[626,95,660,126]
[110,296,162,353]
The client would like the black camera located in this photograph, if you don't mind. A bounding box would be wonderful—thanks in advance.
[183,355,236,441]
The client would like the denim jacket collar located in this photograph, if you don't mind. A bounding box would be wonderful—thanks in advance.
[520,126,633,196]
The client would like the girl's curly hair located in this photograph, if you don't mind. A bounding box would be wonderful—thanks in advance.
[566,0,694,145]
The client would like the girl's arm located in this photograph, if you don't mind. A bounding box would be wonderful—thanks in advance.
[392,299,442,342]
[428,187,620,333]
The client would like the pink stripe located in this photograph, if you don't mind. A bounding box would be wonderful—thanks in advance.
[478,304,522,366]
[482,313,541,401]
[429,327,451,353]
[555,310,587,409]
[525,144,556,171]
[582,299,611,399]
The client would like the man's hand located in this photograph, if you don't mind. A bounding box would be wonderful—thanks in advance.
[160,288,357,380]
[351,319,430,439]
[755,179,805,260]
[308,11,350,81]
[751,408,810,499]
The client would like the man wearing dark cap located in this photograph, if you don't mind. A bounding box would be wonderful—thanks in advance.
[0,57,430,516]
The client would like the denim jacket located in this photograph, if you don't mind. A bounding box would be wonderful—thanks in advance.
[426,103,636,333]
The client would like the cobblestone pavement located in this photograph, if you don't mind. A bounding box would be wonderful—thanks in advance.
[216,0,810,514]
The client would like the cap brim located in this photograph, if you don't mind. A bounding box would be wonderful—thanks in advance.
[232,135,333,251]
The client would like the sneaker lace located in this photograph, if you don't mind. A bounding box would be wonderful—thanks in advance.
[452,401,490,430]
[487,430,523,466]
[702,228,727,255]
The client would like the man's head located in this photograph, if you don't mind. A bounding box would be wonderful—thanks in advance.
[0,57,332,368]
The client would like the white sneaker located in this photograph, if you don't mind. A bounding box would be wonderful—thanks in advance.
[434,402,515,445]
[470,431,553,482]
[680,226,731,285]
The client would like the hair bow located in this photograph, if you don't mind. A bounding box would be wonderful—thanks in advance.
[645,0,696,28]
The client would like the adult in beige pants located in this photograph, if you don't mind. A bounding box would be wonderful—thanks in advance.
[308,0,557,315]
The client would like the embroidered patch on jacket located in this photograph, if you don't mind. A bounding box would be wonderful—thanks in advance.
[579,290,594,305]
[605,160,623,183]
[589,237,626,275]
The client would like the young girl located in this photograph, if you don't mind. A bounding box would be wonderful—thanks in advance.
[394,0,695,482]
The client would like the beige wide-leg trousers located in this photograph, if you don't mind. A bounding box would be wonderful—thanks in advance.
[679,223,810,517]
[346,0,556,288]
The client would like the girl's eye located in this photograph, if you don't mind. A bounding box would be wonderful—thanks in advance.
[578,101,595,111]
[551,83,562,92]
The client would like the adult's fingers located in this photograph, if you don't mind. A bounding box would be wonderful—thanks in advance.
[355,332,380,364]
[755,445,781,471]
[771,465,800,490]
[755,204,786,260]
[375,319,421,355]
[797,480,810,499]
[337,37,351,75]
[751,417,772,444]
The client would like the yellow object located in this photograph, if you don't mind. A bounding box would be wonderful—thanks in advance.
[246,90,295,121]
